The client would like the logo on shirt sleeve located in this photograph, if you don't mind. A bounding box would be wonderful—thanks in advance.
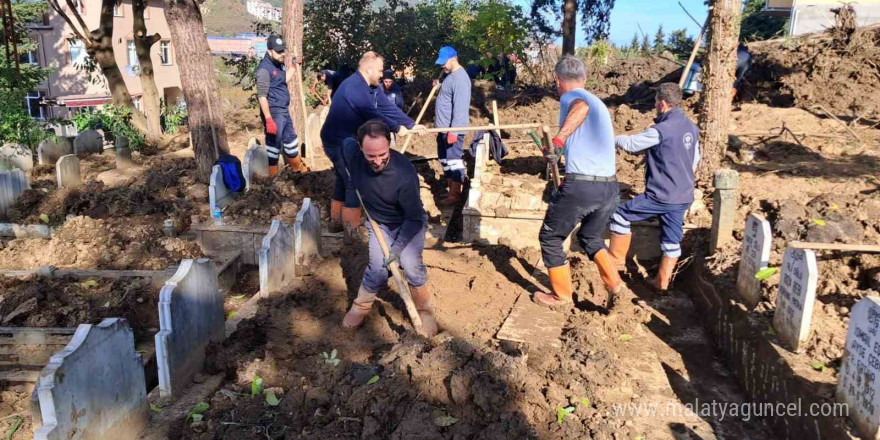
[682,133,694,150]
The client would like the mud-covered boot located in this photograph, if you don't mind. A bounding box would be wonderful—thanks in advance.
[650,256,678,292]
[409,283,438,337]
[285,155,309,173]
[608,233,632,272]
[533,263,573,307]
[593,249,626,311]
[342,286,377,328]
[268,164,279,176]
[438,179,462,206]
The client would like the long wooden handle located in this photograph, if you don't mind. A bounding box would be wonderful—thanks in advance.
[542,125,562,188]
[399,83,440,154]
[790,242,880,253]
[492,100,500,137]
[679,16,710,88]
[351,184,423,328]
[423,123,543,134]
[295,63,314,169]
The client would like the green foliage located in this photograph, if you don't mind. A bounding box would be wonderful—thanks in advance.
[186,402,210,423]
[741,0,787,41]
[555,405,575,425]
[321,349,340,366]
[160,98,188,134]
[530,0,616,46]
[265,391,281,406]
[640,34,651,53]
[666,28,695,59]
[456,1,530,79]
[755,267,778,280]
[653,25,666,53]
[629,33,640,52]
[71,106,145,150]
[251,374,264,395]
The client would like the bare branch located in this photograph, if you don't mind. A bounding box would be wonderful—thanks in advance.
[47,0,87,43]
[62,0,92,43]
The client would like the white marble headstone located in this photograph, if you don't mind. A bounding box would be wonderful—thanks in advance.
[736,214,772,308]
[772,247,818,352]
[837,296,880,439]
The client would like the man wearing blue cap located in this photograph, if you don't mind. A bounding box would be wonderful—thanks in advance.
[255,34,306,174]
[433,46,471,205]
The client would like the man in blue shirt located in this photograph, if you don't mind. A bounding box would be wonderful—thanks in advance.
[609,83,700,292]
[254,35,306,174]
[534,56,624,310]
[320,52,423,240]
[340,120,437,336]
[433,46,471,205]
[382,70,405,111]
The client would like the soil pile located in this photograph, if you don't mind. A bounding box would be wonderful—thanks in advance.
[222,168,334,226]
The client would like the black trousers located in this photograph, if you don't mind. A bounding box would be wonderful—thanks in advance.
[538,179,619,268]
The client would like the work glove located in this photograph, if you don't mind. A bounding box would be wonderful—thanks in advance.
[265,117,277,135]
[397,125,410,138]
[412,124,427,135]
[446,132,458,145]
[551,136,565,152]
[382,252,400,269]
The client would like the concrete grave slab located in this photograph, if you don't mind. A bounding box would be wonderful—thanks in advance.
[837,296,880,440]
[115,136,133,169]
[155,258,224,398]
[55,154,82,188]
[259,220,296,296]
[497,292,563,348]
[0,142,34,171]
[736,214,772,308]
[0,169,30,220]
[773,247,818,352]
[47,122,78,138]
[294,198,322,274]
[243,142,268,190]
[34,318,148,440]
[37,138,72,165]
[209,164,236,212]
[73,129,103,154]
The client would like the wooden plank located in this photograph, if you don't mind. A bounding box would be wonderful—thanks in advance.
[496,292,564,348]
[790,241,880,253]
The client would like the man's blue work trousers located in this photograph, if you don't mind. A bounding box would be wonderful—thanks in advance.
[609,194,691,258]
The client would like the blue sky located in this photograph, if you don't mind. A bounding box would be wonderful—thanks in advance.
[512,0,710,47]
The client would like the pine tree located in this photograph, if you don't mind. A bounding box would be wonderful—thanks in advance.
[629,33,639,51]
[653,25,665,53]
[640,34,650,53]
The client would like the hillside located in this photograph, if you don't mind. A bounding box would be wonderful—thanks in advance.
[201,0,270,37]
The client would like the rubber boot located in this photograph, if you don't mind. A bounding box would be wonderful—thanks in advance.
[533,263,573,307]
[438,179,462,206]
[342,285,377,328]
[650,256,678,292]
[342,207,363,244]
[409,283,438,337]
[285,155,308,173]
[608,233,632,272]
[328,200,344,233]
[268,164,279,176]
[593,249,624,309]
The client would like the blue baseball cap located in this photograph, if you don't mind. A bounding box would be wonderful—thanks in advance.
[435,46,457,65]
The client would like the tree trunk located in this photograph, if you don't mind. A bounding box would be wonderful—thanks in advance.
[696,0,742,185]
[282,0,306,150]
[132,0,162,136]
[163,0,229,183]
[561,0,577,55]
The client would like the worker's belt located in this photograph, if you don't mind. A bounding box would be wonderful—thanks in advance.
[564,173,617,182]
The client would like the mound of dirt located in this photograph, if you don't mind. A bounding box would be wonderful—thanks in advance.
[222,168,335,225]
[0,216,201,270]
[0,275,156,340]
[746,27,880,118]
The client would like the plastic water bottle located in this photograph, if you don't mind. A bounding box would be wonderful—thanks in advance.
[212,207,224,226]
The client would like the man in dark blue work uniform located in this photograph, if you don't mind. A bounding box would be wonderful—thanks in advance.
[534,56,624,310]
[382,70,405,111]
[320,51,424,239]
[255,35,306,175]
[340,120,437,336]
[313,69,345,106]
[609,83,701,292]
[732,43,752,101]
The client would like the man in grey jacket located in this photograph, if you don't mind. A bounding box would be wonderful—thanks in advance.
[433,46,471,205]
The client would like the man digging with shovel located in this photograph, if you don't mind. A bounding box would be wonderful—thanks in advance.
[340,120,438,336]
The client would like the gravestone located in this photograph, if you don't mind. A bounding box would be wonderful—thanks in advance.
[34,318,148,440]
[48,122,78,138]
[836,296,880,439]
[243,143,268,190]
[710,169,739,250]
[0,142,34,171]
[55,154,82,188]
[155,258,224,398]
[735,214,772,308]
[37,138,72,165]
[259,220,296,296]
[115,136,133,169]
[73,129,103,154]
[772,247,818,352]
[209,164,236,212]
[0,169,30,220]
[295,198,322,274]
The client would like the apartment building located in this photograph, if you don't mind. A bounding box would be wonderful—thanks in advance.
[764,0,880,35]
[245,0,281,22]
[24,0,183,119]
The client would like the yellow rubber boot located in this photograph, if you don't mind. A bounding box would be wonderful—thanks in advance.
[608,233,632,272]
[533,263,573,307]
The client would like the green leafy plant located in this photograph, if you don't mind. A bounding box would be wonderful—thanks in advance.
[810,218,826,227]
[556,405,575,425]
[251,374,264,395]
[366,375,380,385]
[619,334,633,342]
[579,397,590,407]
[265,391,281,406]
[70,106,146,150]
[185,402,209,422]
[322,349,340,366]
[160,98,188,134]
[39,214,49,224]
[149,403,164,413]
[755,267,778,280]
[810,361,828,373]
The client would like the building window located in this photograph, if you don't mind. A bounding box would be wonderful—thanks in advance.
[20,43,38,66]
[127,40,138,66]
[159,41,172,65]
[133,96,142,111]
[72,0,84,14]
[113,1,123,16]
[68,38,88,66]
[25,90,46,119]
